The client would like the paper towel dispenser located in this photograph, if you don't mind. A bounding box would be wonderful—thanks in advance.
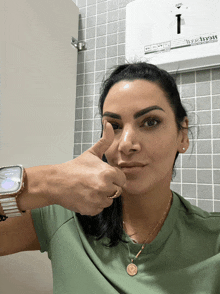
[126,0,220,73]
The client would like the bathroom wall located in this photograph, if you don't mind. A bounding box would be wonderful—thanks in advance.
[72,0,220,212]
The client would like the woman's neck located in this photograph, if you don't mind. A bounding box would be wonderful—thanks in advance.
[121,187,173,243]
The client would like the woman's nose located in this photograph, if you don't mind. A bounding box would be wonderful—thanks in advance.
[118,127,141,154]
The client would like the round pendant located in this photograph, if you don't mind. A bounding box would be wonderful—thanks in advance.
[126,263,138,276]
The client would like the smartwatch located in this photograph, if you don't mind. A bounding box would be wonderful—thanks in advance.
[0,165,26,218]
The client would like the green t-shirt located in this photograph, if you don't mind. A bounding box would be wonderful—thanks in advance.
[31,191,220,294]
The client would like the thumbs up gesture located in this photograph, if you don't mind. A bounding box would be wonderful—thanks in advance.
[50,121,126,216]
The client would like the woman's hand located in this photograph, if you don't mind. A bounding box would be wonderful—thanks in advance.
[49,122,126,216]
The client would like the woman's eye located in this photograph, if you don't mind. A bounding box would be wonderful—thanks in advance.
[106,119,160,130]
[143,118,160,127]
[111,123,120,130]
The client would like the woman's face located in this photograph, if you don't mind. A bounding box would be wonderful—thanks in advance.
[102,79,189,195]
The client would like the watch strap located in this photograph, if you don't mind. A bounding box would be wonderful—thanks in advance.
[0,197,23,217]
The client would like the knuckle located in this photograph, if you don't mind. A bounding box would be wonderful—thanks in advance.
[115,168,126,185]
[100,168,113,180]
[95,182,109,194]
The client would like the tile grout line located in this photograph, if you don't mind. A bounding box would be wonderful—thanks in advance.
[92,0,98,146]
[195,72,198,206]
[210,69,215,211]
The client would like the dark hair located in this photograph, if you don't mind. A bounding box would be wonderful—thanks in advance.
[76,62,188,247]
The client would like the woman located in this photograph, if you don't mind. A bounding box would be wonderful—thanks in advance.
[1,62,220,293]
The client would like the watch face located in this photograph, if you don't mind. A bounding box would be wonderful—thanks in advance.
[0,166,22,194]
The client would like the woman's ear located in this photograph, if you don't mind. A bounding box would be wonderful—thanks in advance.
[178,117,189,153]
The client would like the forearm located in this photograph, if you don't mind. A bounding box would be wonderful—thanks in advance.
[1,121,127,217]
[17,165,56,211]
[1,165,55,216]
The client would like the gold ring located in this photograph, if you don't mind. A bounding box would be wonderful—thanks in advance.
[107,187,120,199]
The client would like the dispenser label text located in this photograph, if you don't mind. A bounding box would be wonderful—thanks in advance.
[144,33,218,55]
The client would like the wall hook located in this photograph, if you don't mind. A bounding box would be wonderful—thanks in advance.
[71,37,87,51]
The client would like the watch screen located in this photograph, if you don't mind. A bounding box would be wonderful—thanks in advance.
[0,166,22,193]
[1,178,19,191]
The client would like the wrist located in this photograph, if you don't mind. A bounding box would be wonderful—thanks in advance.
[16,165,54,211]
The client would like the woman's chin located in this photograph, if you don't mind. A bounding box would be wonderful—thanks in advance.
[121,184,149,197]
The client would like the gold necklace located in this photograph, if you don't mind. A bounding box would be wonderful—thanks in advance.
[124,195,173,276]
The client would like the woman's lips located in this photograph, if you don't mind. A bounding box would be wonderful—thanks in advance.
[120,165,146,174]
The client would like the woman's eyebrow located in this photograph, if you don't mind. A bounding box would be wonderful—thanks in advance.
[102,105,165,120]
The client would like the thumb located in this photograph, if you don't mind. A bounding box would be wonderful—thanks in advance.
[89,121,114,159]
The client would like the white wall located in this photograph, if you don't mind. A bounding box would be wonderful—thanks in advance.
[0,0,79,292]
